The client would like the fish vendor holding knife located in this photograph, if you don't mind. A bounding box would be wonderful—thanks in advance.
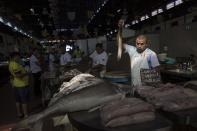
[117,19,160,86]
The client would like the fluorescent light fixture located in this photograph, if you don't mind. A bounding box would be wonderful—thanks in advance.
[117,9,121,13]
[141,16,146,21]
[30,8,34,12]
[30,8,35,14]
[166,2,174,10]
[175,0,183,6]
[0,17,4,23]
[158,8,163,14]
[145,15,149,19]
[125,24,130,28]
[6,22,12,27]
[14,27,18,31]
[110,31,113,34]
[152,10,158,16]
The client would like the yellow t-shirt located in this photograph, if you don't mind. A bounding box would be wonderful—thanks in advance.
[73,50,82,58]
[9,61,29,88]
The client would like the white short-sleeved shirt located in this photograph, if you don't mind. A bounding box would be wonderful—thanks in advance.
[60,53,72,66]
[90,51,108,67]
[124,44,160,86]
[49,54,55,71]
[30,55,42,73]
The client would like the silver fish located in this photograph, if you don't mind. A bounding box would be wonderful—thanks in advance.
[59,69,82,81]
[13,82,124,130]
[117,19,125,61]
[117,26,123,60]
[49,74,103,105]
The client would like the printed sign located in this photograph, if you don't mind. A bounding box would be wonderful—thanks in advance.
[140,68,161,85]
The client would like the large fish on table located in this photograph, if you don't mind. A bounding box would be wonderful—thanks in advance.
[49,73,103,105]
[13,80,124,130]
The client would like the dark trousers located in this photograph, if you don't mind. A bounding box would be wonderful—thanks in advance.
[32,72,42,96]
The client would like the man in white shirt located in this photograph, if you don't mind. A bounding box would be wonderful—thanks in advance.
[118,19,160,86]
[48,50,55,72]
[60,50,72,66]
[30,50,42,74]
[89,43,108,77]
[29,49,42,96]
[124,36,160,86]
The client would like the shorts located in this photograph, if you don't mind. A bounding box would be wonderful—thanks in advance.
[14,86,30,103]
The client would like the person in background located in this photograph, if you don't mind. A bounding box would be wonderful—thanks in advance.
[29,49,42,97]
[60,48,72,66]
[89,43,108,77]
[73,46,83,63]
[48,49,56,72]
[118,20,160,86]
[9,52,29,118]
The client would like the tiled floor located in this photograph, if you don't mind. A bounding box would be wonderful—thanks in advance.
[0,83,43,130]
[0,84,18,126]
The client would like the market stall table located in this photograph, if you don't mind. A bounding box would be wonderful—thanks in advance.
[160,108,197,125]
[161,69,197,83]
[68,109,172,131]
[160,108,197,131]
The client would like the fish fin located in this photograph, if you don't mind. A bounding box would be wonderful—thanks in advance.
[52,114,70,127]
[121,93,126,100]
[88,106,102,112]
[14,113,43,130]
[30,120,43,131]
[184,81,197,87]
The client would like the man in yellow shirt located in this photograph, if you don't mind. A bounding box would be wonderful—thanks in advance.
[9,52,29,118]
[73,46,83,63]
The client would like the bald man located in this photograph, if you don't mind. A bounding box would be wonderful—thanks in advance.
[123,35,160,86]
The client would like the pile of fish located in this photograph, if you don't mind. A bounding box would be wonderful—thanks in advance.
[49,73,103,105]
[184,80,197,91]
[100,98,155,127]
[13,74,125,130]
[59,69,82,81]
[136,83,197,111]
